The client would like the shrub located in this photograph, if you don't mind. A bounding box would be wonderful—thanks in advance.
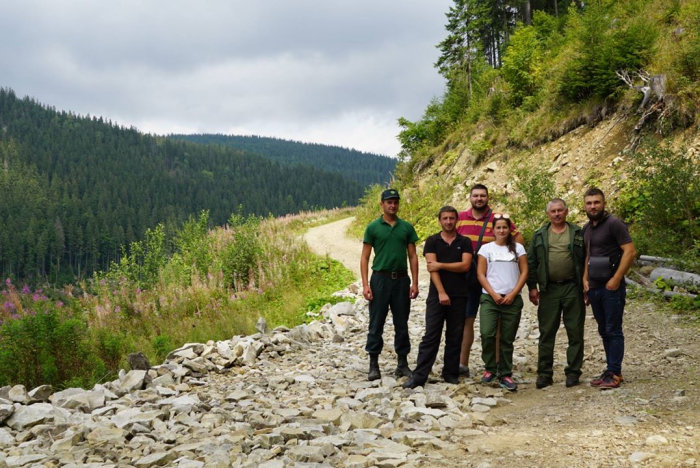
[152,334,175,362]
[559,4,657,101]
[614,143,699,256]
[502,25,543,106]
[219,214,263,290]
[0,282,102,388]
[505,161,556,243]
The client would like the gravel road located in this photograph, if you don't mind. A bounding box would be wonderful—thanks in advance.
[304,217,700,467]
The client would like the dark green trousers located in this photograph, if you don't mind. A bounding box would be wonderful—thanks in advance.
[480,294,523,377]
[537,281,585,378]
[365,273,411,356]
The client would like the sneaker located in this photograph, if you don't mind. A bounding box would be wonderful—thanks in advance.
[499,376,518,391]
[565,375,580,388]
[481,371,496,384]
[599,373,622,389]
[590,371,611,387]
[536,375,553,389]
[458,364,470,377]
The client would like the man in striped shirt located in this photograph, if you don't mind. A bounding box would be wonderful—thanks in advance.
[456,184,525,376]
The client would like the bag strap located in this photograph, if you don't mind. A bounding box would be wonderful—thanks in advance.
[474,209,492,254]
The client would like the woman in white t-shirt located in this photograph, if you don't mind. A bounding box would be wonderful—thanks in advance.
[476,215,528,391]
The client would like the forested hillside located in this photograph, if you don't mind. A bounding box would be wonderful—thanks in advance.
[0,89,365,283]
[357,0,698,265]
[170,134,396,187]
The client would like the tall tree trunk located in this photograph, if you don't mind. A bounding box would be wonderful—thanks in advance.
[553,0,558,17]
[524,0,532,25]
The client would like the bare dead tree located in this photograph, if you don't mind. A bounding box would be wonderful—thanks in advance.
[616,69,668,152]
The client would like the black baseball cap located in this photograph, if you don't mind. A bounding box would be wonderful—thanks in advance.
[381,189,400,200]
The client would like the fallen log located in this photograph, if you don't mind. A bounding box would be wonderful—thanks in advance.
[650,267,700,292]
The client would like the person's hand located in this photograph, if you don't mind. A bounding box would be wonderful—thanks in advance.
[606,276,621,291]
[582,277,589,292]
[502,292,516,305]
[490,292,504,304]
[363,285,373,301]
[528,289,540,306]
[410,283,419,299]
[438,291,450,306]
[584,291,590,306]
[426,260,442,272]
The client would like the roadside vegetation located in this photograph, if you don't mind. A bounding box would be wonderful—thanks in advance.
[0,208,355,389]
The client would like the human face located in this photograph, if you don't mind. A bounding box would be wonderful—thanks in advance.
[493,219,510,241]
[546,202,568,227]
[381,198,400,216]
[470,189,488,210]
[584,195,605,222]
[439,212,457,233]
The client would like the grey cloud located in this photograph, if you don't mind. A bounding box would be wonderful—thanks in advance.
[0,0,452,155]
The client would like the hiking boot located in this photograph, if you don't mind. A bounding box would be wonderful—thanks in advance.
[565,375,581,388]
[481,371,496,384]
[590,371,612,387]
[536,375,553,389]
[402,378,424,389]
[499,376,518,391]
[458,364,470,377]
[394,355,412,378]
[599,373,622,389]
[368,354,381,381]
[443,375,460,385]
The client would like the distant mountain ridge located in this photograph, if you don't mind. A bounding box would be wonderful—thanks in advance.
[0,88,365,282]
[170,134,396,187]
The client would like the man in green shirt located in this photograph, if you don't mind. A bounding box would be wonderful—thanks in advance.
[361,189,419,381]
[527,198,586,389]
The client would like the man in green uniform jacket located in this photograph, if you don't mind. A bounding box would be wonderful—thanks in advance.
[527,198,586,389]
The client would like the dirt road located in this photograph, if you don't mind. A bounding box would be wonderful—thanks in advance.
[304,217,699,467]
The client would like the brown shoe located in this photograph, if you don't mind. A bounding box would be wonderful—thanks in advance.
[590,371,611,387]
[598,373,622,389]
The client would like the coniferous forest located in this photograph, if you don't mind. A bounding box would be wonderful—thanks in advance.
[0,88,375,284]
[170,134,396,187]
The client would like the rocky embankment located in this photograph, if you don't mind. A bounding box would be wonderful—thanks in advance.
[1,274,698,467]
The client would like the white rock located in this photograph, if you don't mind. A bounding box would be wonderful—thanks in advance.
[216,341,233,359]
[471,397,498,407]
[5,454,47,467]
[5,403,55,430]
[0,404,13,424]
[645,434,669,445]
[629,452,654,462]
[294,374,316,384]
[51,388,105,411]
[135,452,176,467]
[8,385,29,404]
[0,428,15,447]
[355,387,390,401]
[120,370,147,392]
[27,385,53,402]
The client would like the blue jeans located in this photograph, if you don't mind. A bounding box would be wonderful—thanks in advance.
[465,284,481,318]
[588,282,626,375]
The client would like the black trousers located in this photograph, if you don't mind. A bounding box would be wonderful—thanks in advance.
[365,273,411,356]
[412,295,467,383]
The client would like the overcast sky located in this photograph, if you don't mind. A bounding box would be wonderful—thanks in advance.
[0,1,453,156]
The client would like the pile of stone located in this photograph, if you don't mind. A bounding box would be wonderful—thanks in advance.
[0,281,521,468]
